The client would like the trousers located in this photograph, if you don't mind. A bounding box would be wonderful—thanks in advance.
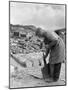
[48,63,61,81]
[42,62,61,81]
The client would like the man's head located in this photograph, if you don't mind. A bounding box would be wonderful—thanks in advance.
[35,28,43,38]
[35,28,49,43]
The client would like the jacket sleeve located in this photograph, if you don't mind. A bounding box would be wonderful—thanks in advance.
[49,40,57,49]
[45,40,57,58]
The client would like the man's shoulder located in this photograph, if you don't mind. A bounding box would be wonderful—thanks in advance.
[44,31,59,41]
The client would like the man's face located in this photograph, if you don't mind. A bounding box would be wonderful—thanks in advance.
[44,38,50,44]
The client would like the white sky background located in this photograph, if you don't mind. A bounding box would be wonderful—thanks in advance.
[10,2,65,31]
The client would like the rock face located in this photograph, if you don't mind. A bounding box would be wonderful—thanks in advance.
[10,25,46,54]
[10,52,44,78]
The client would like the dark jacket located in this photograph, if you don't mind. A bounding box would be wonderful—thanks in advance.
[43,31,65,64]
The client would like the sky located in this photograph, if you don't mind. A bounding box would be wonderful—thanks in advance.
[10,2,65,31]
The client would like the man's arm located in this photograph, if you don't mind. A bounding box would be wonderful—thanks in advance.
[40,41,43,49]
[48,40,57,49]
[44,46,50,58]
[45,40,57,58]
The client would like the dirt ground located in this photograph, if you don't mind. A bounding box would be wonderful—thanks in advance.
[10,55,66,88]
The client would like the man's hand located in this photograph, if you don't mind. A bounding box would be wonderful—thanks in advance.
[41,48,46,52]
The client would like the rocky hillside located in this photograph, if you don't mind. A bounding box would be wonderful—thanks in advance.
[10,24,46,54]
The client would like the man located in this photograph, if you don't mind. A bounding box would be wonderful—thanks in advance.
[35,28,65,82]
